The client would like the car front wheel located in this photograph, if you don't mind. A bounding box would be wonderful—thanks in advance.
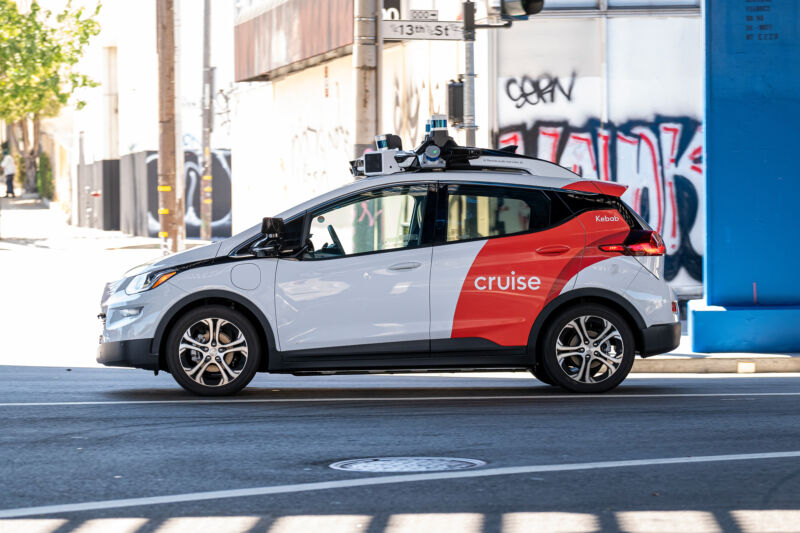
[540,305,635,393]
[165,305,261,396]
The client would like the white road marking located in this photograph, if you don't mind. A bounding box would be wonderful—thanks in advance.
[502,512,599,533]
[270,515,371,533]
[732,510,800,533]
[71,518,148,533]
[616,511,722,533]
[1,391,800,407]
[0,451,799,518]
[155,516,261,533]
[0,518,66,533]
[386,513,483,533]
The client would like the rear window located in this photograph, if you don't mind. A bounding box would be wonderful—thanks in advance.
[558,192,648,230]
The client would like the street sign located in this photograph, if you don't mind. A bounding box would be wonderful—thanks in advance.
[382,20,463,41]
[409,9,438,21]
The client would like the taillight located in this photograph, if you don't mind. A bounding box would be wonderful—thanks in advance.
[599,230,666,256]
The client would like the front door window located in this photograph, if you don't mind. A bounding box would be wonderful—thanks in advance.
[306,185,429,259]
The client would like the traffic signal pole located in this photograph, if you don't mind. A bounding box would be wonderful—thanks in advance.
[462,1,477,147]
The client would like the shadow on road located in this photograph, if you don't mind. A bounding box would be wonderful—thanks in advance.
[99,383,679,402]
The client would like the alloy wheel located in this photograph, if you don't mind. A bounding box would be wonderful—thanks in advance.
[554,315,624,384]
[178,318,249,387]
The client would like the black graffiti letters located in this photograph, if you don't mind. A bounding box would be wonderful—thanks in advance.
[505,72,576,108]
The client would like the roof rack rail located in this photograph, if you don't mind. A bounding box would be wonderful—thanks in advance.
[349,114,579,180]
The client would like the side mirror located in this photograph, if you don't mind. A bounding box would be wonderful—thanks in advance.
[252,217,286,257]
[261,217,286,238]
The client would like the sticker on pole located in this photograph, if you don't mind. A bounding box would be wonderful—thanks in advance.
[410,9,438,21]
[382,20,463,41]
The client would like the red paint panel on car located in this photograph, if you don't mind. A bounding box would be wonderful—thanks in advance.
[563,180,628,197]
[450,210,630,346]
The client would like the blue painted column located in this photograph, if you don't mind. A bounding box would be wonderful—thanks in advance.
[688,0,800,352]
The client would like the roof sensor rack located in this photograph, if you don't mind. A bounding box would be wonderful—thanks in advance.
[349,114,580,180]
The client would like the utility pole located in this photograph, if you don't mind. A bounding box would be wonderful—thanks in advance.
[200,0,213,241]
[156,0,183,253]
[462,0,477,147]
[353,0,378,158]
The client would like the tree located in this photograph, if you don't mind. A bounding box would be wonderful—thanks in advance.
[0,0,100,193]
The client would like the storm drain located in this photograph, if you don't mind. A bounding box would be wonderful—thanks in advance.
[329,457,486,473]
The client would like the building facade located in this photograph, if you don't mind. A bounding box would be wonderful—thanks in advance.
[230,0,702,297]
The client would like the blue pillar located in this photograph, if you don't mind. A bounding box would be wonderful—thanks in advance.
[688,0,800,352]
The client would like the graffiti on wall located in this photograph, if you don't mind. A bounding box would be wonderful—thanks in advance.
[288,124,350,184]
[499,117,703,284]
[504,71,577,108]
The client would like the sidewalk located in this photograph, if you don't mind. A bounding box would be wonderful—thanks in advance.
[0,196,174,369]
[632,330,800,374]
[1,195,798,372]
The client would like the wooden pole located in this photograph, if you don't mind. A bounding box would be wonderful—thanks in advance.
[156,0,180,253]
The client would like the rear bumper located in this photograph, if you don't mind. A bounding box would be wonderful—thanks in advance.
[639,322,681,357]
[97,339,158,370]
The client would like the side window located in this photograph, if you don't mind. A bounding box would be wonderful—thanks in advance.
[445,184,564,243]
[306,185,429,259]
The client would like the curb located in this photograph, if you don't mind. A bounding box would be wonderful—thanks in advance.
[632,356,800,373]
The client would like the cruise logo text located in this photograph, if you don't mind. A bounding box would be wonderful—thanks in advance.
[474,272,541,292]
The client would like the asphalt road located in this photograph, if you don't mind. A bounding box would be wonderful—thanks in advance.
[1,367,800,533]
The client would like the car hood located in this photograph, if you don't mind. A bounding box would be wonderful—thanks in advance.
[125,242,223,277]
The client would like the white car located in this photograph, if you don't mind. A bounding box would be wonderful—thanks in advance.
[98,119,680,395]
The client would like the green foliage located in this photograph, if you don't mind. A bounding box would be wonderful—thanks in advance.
[0,0,101,122]
[37,151,53,199]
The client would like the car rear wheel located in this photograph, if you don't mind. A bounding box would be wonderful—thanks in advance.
[165,305,261,396]
[529,363,556,386]
[540,304,635,393]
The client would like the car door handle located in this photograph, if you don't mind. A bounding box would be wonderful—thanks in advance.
[388,261,423,271]
[536,245,571,256]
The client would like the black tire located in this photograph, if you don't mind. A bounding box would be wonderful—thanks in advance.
[165,305,261,396]
[529,363,556,386]
[540,304,635,393]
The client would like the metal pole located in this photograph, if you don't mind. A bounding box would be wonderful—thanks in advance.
[462,1,477,147]
[156,0,179,253]
[200,0,213,241]
[376,0,383,135]
[353,0,378,158]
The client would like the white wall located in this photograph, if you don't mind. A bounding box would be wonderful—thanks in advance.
[230,55,356,231]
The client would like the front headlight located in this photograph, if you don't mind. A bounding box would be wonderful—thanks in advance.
[125,270,177,295]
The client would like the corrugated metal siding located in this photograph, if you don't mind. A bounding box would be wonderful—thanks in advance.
[235,0,354,82]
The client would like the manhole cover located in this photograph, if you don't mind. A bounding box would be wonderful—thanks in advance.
[329,457,486,472]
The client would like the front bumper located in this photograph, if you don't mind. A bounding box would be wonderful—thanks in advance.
[639,322,681,357]
[97,339,158,370]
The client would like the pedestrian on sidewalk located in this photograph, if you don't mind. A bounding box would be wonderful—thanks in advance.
[1,150,15,198]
